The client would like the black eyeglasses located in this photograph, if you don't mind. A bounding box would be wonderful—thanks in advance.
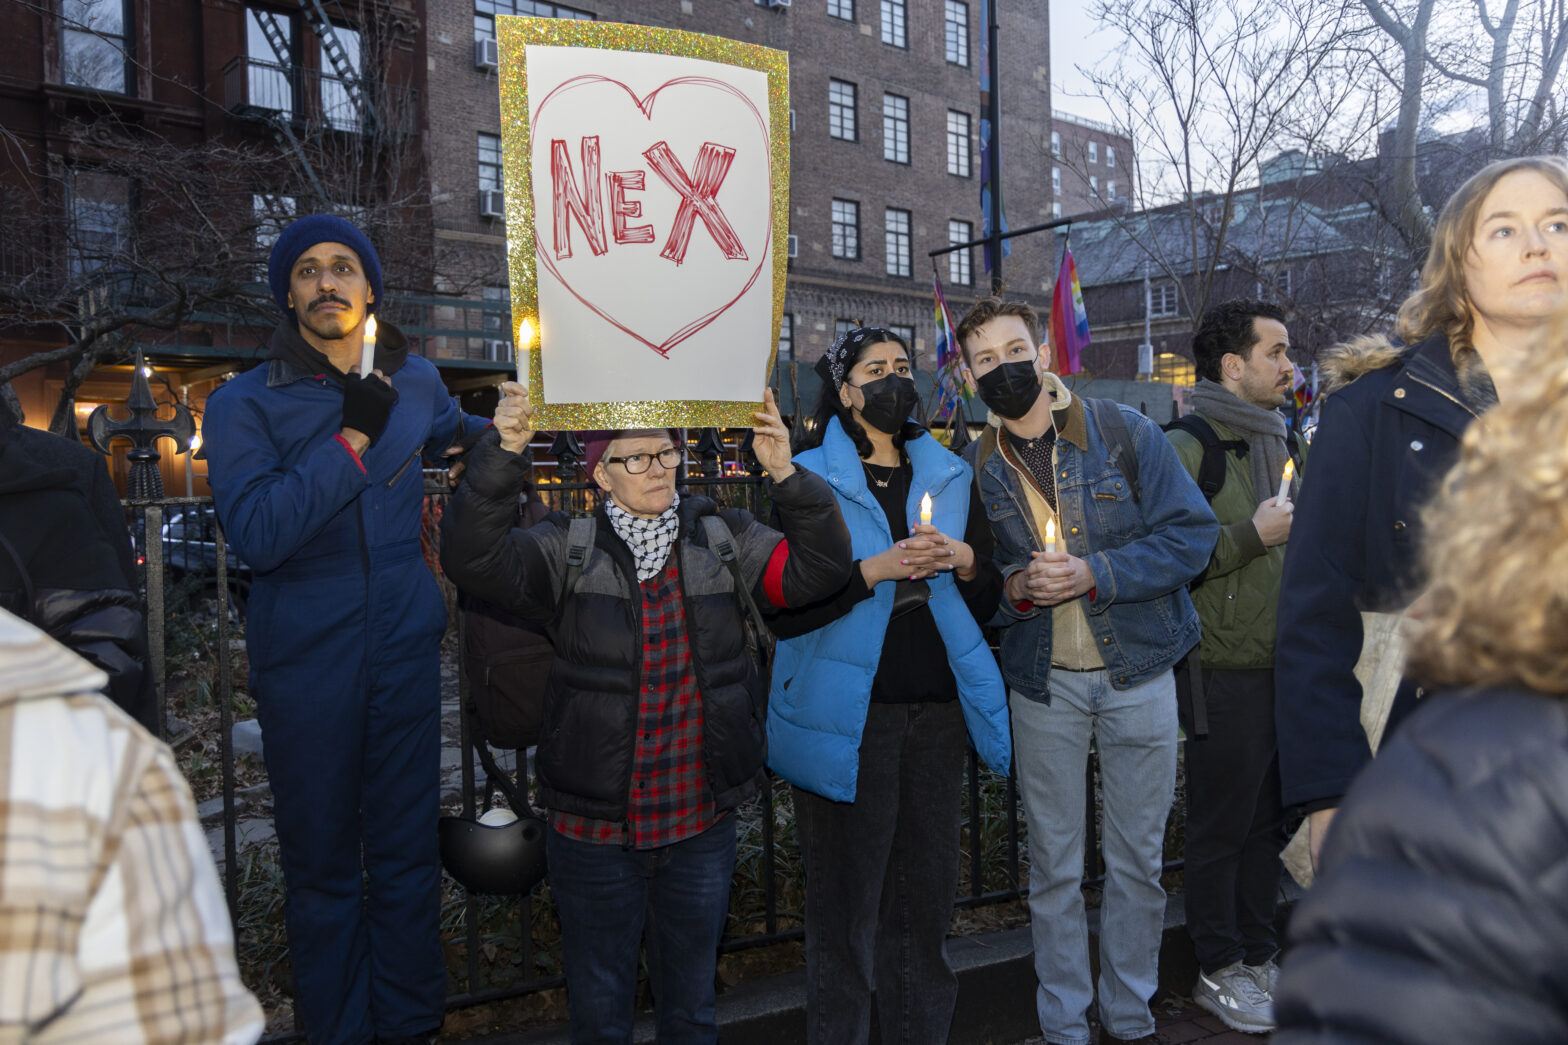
[604,447,682,474]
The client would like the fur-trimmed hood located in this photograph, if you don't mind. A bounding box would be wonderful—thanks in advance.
[1320,334,1496,413]
[1320,335,1407,395]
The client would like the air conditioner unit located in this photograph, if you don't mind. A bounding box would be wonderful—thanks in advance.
[786,234,798,258]
[479,189,504,219]
[768,0,792,7]
[483,339,512,363]
[475,38,499,71]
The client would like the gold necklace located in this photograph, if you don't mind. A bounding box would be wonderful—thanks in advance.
[862,459,899,489]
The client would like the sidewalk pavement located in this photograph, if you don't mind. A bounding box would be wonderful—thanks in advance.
[1013,996,1272,1043]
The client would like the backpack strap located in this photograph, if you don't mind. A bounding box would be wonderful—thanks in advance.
[700,514,770,669]
[1163,414,1249,502]
[556,515,596,624]
[1086,397,1141,504]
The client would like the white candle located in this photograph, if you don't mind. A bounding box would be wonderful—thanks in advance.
[919,492,933,527]
[1275,458,1295,507]
[516,318,534,388]
[1045,517,1057,554]
[359,314,377,377]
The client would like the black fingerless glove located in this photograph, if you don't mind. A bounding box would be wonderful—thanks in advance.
[342,373,399,445]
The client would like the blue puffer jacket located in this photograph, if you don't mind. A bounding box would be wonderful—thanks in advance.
[767,417,1011,802]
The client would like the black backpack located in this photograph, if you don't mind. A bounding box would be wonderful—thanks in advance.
[1162,414,1300,502]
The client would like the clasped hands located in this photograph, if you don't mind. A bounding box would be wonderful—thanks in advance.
[861,525,976,586]
[1005,550,1094,607]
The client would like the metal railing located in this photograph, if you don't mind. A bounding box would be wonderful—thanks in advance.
[132,440,1184,1039]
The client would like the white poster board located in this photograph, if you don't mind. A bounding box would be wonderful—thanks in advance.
[497,19,790,430]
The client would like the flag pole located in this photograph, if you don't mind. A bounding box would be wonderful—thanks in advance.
[986,0,1003,295]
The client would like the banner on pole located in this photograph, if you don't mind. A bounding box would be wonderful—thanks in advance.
[497,17,790,430]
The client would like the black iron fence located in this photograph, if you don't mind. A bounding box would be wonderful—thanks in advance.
[132,439,1184,1038]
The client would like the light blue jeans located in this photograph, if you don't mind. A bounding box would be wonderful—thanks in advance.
[1010,670,1177,1045]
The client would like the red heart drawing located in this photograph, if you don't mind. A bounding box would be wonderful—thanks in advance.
[530,74,774,359]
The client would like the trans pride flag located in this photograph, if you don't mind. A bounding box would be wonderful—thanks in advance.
[1049,245,1090,375]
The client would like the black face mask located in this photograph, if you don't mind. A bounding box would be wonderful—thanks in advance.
[848,375,920,435]
[975,360,1043,420]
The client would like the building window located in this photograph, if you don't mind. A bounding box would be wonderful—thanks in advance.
[828,0,853,19]
[889,325,916,353]
[884,207,912,278]
[835,318,857,340]
[1106,180,1116,200]
[62,0,131,94]
[831,198,860,260]
[1150,280,1179,317]
[1258,268,1293,299]
[883,94,910,164]
[946,110,971,177]
[320,25,361,132]
[948,220,973,286]
[1052,201,1063,218]
[474,0,592,41]
[880,0,907,48]
[253,194,296,255]
[1051,167,1061,193]
[1090,175,1099,196]
[1051,130,1061,157]
[478,132,503,191]
[68,169,132,277]
[1107,145,1116,168]
[944,1,969,66]
[829,79,857,141]
[246,7,296,113]
[777,313,794,362]
[479,285,511,361]
[1153,352,1196,386]
[1088,141,1099,163]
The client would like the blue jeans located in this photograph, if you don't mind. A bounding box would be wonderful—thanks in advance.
[1010,671,1177,1045]
[793,700,968,1045]
[547,817,737,1045]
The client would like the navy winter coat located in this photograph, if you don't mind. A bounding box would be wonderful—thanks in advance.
[1273,335,1490,809]
[1275,687,1568,1044]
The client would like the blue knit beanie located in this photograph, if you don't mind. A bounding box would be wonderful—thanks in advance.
[267,214,384,317]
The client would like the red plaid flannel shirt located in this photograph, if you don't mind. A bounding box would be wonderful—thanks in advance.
[551,559,718,848]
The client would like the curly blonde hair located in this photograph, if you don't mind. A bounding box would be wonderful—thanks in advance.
[1396,155,1568,364]
[1405,316,1568,693]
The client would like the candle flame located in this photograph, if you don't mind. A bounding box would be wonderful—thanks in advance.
[518,318,534,347]
[919,492,933,523]
[1045,518,1056,543]
[1282,459,1294,483]
[363,315,377,341]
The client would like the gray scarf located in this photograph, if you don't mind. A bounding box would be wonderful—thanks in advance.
[1188,379,1294,503]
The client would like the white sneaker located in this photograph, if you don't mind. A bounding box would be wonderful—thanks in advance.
[1244,957,1280,996]
[1193,961,1275,1034]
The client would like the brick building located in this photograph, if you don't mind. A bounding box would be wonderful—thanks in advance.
[1049,109,1133,219]
[420,0,1057,381]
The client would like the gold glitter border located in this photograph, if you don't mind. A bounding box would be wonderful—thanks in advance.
[496,16,790,431]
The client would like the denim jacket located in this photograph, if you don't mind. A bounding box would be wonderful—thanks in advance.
[964,386,1217,698]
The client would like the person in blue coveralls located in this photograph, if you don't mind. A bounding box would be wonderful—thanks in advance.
[765,326,1012,1045]
[203,214,486,1045]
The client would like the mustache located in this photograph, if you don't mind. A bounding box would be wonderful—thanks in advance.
[308,294,351,312]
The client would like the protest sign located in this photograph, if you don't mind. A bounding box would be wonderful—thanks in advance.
[497,17,790,430]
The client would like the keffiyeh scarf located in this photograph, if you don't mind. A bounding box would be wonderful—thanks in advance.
[605,493,682,581]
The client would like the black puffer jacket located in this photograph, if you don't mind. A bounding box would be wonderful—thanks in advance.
[1275,687,1568,1044]
[0,420,156,732]
[440,431,851,821]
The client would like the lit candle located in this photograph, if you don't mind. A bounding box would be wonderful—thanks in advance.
[516,317,534,388]
[919,492,933,527]
[359,314,378,377]
[1045,517,1057,554]
[1275,458,1295,507]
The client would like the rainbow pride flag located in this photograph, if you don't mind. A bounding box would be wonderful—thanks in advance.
[1049,245,1090,375]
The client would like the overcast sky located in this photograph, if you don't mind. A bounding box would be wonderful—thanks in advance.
[1049,5,1117,126]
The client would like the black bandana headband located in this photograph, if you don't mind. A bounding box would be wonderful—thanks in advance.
[814,326,907,389]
